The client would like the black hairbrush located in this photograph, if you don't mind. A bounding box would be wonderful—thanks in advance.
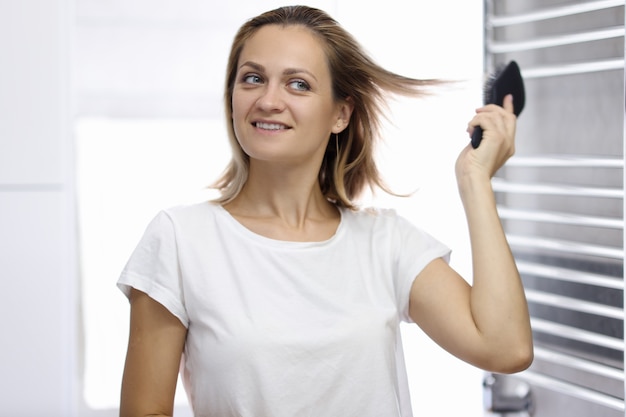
[471,60,526,148]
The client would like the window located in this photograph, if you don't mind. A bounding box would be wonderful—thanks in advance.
[76,118,229,408]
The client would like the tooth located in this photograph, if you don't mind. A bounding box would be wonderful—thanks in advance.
[257,122,284,130]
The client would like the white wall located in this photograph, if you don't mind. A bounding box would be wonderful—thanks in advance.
[0,0,76,416]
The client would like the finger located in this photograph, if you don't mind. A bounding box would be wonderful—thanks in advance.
[466,122,475,136]
[502,94,514,113]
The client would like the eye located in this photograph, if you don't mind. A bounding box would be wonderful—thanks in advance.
[242,74,263,84]
[288,79,311,91]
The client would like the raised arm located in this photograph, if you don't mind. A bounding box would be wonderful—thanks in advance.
[120,288,188,417]
[409,95,533,374]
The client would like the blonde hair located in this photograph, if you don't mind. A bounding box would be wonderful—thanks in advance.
[212,5,441,208]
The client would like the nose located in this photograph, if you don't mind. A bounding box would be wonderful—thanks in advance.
[256,83,285,112]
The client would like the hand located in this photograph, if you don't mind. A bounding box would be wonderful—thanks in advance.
[456,94,517,184]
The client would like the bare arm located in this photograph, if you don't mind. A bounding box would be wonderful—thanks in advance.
[409,95,533,374]
[120,288,188,417]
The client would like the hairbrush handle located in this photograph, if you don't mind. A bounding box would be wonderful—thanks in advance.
[471,126,484,149]
[472,60,525,149]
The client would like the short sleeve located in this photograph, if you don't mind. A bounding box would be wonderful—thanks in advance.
[117,211,189,327]
[393,214,451,323]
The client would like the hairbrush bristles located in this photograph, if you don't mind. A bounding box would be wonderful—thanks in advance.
[471,60,526,148]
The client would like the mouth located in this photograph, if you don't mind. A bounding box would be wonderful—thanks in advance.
[253,121,291,131]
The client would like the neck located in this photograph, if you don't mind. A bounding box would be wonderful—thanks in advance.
[224,160,336,228]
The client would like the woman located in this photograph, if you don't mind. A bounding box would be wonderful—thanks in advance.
[118,5,533,417]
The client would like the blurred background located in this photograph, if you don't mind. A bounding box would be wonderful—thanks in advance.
[11,1,622,416]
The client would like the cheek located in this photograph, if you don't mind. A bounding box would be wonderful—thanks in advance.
[229,97,244,142]
[231,94,244,120]
[230,98,253,150]
[231,88,255,117]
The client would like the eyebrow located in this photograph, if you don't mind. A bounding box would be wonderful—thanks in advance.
[238,61,318,82]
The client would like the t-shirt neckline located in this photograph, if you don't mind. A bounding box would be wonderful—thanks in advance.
[213,203,346,248]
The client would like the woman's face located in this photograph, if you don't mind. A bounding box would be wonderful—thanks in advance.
[231,24,349,167]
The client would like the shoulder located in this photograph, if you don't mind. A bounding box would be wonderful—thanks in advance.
[163,200,219,217]
[339,206,409,243]
[342,206,405,229]
[159,201,222,226]
[343,206,398,220]
[140,201,223,241]
[343,206,449,253]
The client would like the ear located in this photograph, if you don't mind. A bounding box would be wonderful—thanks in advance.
[332,97,354,134]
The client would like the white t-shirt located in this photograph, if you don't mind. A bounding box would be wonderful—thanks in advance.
[118,202,450,417]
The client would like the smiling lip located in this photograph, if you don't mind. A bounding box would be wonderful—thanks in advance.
[253,121,291,131]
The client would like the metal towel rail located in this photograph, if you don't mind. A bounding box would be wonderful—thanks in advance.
[497,207,623,229]
[492,178,622,198]
[489,0,624,27]
[483,1,624,415]
[490,26,625,53]
[522,59,625,78]
[525,289,623,319]
[505,156,623,167]
[516,261,623,289]
[521,371,624,411]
